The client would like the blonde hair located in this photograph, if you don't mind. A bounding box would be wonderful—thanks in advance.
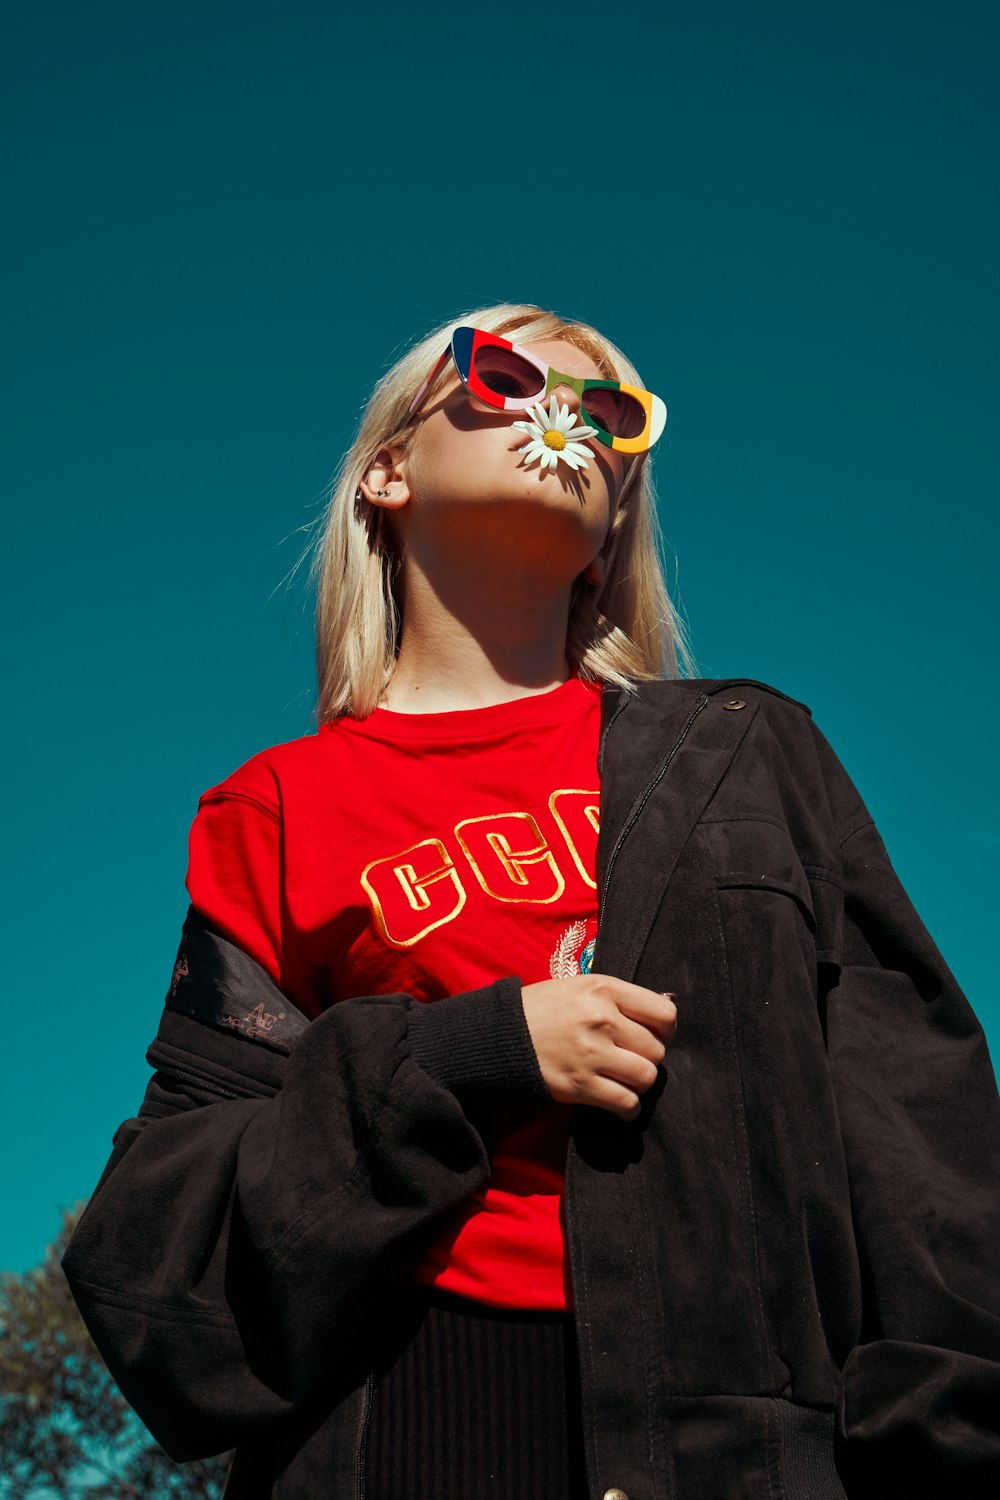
[306,303,696,721]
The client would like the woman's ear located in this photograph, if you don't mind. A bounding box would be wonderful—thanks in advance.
[357,446,410,510]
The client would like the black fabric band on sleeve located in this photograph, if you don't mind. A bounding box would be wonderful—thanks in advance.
[165,906,309,1055]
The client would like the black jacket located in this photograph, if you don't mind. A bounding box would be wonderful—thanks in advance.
[62,678,1000,1499]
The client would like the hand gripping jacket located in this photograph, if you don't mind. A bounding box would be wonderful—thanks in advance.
[62,679,1000,1500]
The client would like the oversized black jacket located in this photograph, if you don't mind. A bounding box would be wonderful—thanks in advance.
[61,678,1000,1499]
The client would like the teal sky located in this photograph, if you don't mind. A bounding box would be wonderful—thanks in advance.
[3,2,997,1272]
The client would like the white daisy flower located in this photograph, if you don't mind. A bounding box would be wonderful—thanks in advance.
[512,394,598,471]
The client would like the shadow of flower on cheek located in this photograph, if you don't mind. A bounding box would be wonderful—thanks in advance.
[510,437,592,505]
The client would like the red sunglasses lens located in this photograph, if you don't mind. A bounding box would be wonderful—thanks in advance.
[472,345,546,402]
[582,387,647,440]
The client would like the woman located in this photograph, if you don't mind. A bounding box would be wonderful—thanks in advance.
[63,304,1000,1499]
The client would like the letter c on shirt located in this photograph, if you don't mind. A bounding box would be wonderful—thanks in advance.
[361,838,467,947]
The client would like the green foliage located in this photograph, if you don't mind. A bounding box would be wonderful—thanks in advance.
[0,1206,231,1499]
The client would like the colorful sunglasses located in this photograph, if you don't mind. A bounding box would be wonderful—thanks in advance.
[407,326,667,455]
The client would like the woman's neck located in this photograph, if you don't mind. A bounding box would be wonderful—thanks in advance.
[378,563,574,714]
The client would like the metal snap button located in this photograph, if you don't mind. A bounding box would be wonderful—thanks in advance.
[603,1490,630,1500]
[722,698,746,710]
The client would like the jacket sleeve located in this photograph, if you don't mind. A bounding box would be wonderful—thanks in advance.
[808,722,1000,1496]
[61,913,548,1464]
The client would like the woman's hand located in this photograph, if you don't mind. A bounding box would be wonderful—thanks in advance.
[520,975,677,1121]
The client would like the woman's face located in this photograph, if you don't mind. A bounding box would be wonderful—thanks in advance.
[391,336,629,582]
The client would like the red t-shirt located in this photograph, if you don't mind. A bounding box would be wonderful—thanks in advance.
[185,673,603,1310]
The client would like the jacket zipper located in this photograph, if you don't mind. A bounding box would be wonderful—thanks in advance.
[157,1065,242,1100]
[355,1372,373,1500]
[597,695,707,931]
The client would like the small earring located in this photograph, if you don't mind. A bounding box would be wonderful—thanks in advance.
[376,489,387,497]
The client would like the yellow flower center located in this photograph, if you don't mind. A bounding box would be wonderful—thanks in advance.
[543,429,567,451]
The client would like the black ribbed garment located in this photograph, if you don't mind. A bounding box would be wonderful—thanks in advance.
[363,1287,590,1500]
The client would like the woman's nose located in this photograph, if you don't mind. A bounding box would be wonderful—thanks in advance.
[548,381,585,416]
